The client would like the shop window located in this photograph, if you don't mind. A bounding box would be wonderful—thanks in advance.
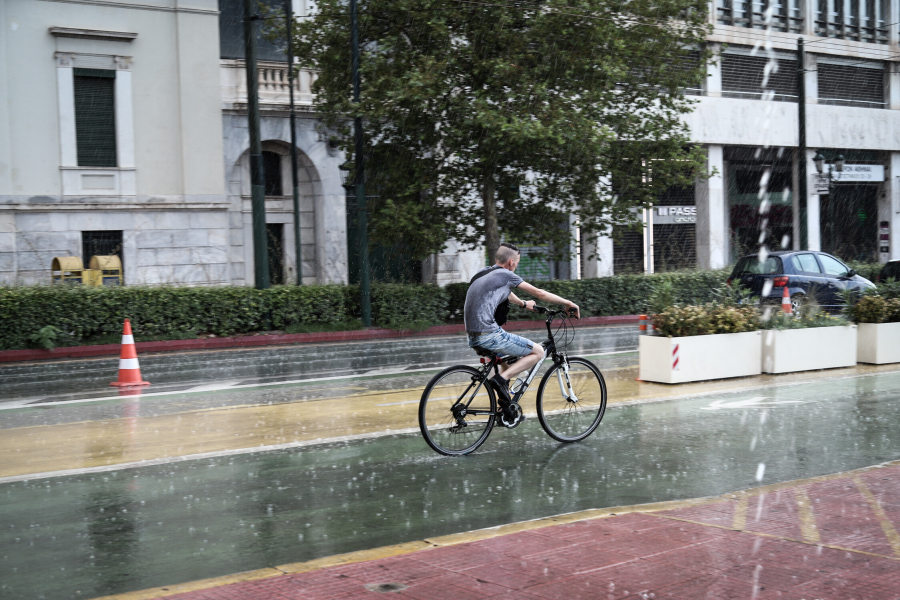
[74,69,117,167]
[613,229,644,274]
[267,223,284,284]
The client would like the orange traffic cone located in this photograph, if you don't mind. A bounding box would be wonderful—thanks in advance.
[110,319,150,387]
[781,286,792,315]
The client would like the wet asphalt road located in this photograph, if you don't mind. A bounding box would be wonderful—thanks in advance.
[2,367,900,599]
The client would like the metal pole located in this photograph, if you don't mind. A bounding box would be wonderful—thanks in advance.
[242,0,270,289]
[351,0,372,326]
[797,38,809,251]
[285,0,302,285]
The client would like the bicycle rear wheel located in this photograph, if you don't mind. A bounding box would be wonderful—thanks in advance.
[536,356,606,442]
[419,365,496,456]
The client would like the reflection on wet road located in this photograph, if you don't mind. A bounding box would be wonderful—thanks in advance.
[2,366,900,598]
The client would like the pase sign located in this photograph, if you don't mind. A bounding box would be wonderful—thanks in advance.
[655,206,696,224]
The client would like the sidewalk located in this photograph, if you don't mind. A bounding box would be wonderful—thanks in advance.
[100,461,900,600]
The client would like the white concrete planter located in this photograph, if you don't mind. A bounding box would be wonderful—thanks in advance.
[639,331,762,384]
[761,325,857,374]
[857,322,900,364]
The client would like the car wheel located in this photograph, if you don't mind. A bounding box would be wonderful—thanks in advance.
[790,295,807,316]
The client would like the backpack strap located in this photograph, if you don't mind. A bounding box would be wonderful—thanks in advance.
[469,265,501,285]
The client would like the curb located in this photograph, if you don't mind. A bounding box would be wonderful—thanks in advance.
[0,315,640,364]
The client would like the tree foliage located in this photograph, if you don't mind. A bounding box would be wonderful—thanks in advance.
[285,0,712,260]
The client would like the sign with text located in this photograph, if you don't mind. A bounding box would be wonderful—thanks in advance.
[830,164,885,183]
[654,205,696,224]
[813,174,830,194]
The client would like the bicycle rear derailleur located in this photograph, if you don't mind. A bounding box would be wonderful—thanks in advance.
[497,402,524,428]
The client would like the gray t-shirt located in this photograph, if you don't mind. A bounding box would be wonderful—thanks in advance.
[463,266,524,333]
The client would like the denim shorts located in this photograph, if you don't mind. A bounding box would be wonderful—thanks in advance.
[467,328,534,358]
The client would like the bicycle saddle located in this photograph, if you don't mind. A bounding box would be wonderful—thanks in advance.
[471,346,496,358]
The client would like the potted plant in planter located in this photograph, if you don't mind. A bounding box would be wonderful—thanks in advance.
[640,293,761,384]
[760,307,856,374]
[848,294,900,365]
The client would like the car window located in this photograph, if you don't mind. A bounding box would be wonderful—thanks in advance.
[819,254,848,276]
[791,254,822,273]
[733,256,781,275]
[884,263,900,279]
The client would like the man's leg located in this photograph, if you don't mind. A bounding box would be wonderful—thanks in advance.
[499,342,545,381]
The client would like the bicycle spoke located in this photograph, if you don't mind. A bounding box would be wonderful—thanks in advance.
[536,357,606,443]
[419,366,496,455]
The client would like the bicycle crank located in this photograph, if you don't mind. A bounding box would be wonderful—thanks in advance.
[498,402,524,428]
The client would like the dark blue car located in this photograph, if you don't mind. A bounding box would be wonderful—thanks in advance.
[728,251,875,313]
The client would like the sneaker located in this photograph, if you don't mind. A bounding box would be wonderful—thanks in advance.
[489,375,513,407]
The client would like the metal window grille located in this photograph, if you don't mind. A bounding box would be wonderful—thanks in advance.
[717,0,803,33]
[612,229,644,274]
[74,69,117,168]
[82,230,124,279]
[817,60,884,108]
[653,225,697,271]
[266,223,284,285]
[816,0,888,44]
[722,50,798,102]
[263,151,283,196]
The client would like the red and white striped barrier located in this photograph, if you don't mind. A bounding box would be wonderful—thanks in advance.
[672,343,680,371]
[110,319,150,387]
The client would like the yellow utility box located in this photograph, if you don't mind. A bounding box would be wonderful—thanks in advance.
[51,257,86,285]
[88,255,123,287]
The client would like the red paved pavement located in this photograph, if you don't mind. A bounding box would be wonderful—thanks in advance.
[119,463,900,600]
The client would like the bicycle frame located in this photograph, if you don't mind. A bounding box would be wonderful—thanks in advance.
[454,310,575,418]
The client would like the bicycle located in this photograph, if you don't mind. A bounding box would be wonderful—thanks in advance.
[418,306,607,456]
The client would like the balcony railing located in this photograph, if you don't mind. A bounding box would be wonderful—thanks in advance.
[221,60,317,107]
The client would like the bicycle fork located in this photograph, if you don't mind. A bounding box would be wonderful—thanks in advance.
[555,359,579,403]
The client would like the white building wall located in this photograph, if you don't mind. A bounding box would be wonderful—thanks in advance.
[0,0,228,285]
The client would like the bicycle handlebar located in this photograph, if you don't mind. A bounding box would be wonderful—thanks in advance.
[533,305,578,318]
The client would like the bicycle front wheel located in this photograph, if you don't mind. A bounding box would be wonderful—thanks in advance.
[419,365,497,456]
[536,357,607,443]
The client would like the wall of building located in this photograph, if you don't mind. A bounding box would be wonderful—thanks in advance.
[0,0,229,285]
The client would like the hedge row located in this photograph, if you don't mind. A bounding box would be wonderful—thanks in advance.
[448,269,730,320]
[0,262,884,350]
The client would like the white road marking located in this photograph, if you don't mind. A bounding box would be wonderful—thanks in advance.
[702,396,808,410]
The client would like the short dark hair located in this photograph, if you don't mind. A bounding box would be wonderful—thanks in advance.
[495,242,520,263]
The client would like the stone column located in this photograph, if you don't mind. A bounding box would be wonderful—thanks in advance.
[696,145,727,269]
[54,53,77,167]
[705,42,721,98]
[805,148,821,251]
[887,62,900,110]
[879,152,900,262]
[802,0,816,36]
[580,229,614,278]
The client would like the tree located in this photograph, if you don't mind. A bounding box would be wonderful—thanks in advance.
[287,0,711,261]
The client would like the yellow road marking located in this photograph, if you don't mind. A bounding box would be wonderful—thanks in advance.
[853,475,900,557]
[794,487,822,544]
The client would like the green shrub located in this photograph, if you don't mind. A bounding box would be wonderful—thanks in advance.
[345,283,449,329]
[0,284,347,351]
[652,303,759,337]
[848,295,900,324]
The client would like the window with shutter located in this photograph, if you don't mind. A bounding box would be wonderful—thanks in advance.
[74,69,117,167]
[817,60,884,108]
[722,51,798,102]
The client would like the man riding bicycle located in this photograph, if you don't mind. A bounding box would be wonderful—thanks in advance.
[464,242,580,416]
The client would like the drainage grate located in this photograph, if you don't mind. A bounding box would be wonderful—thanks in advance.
[364,582,408,593]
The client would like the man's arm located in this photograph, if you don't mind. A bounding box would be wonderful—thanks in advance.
[517,282,580,318]
[508,291,536,311]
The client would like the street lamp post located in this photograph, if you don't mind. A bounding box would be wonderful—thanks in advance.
[285,0,302,286]
[350,0,371,327]
[813,151,845,253]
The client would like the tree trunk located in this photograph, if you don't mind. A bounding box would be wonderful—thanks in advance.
[482,174,500,263]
